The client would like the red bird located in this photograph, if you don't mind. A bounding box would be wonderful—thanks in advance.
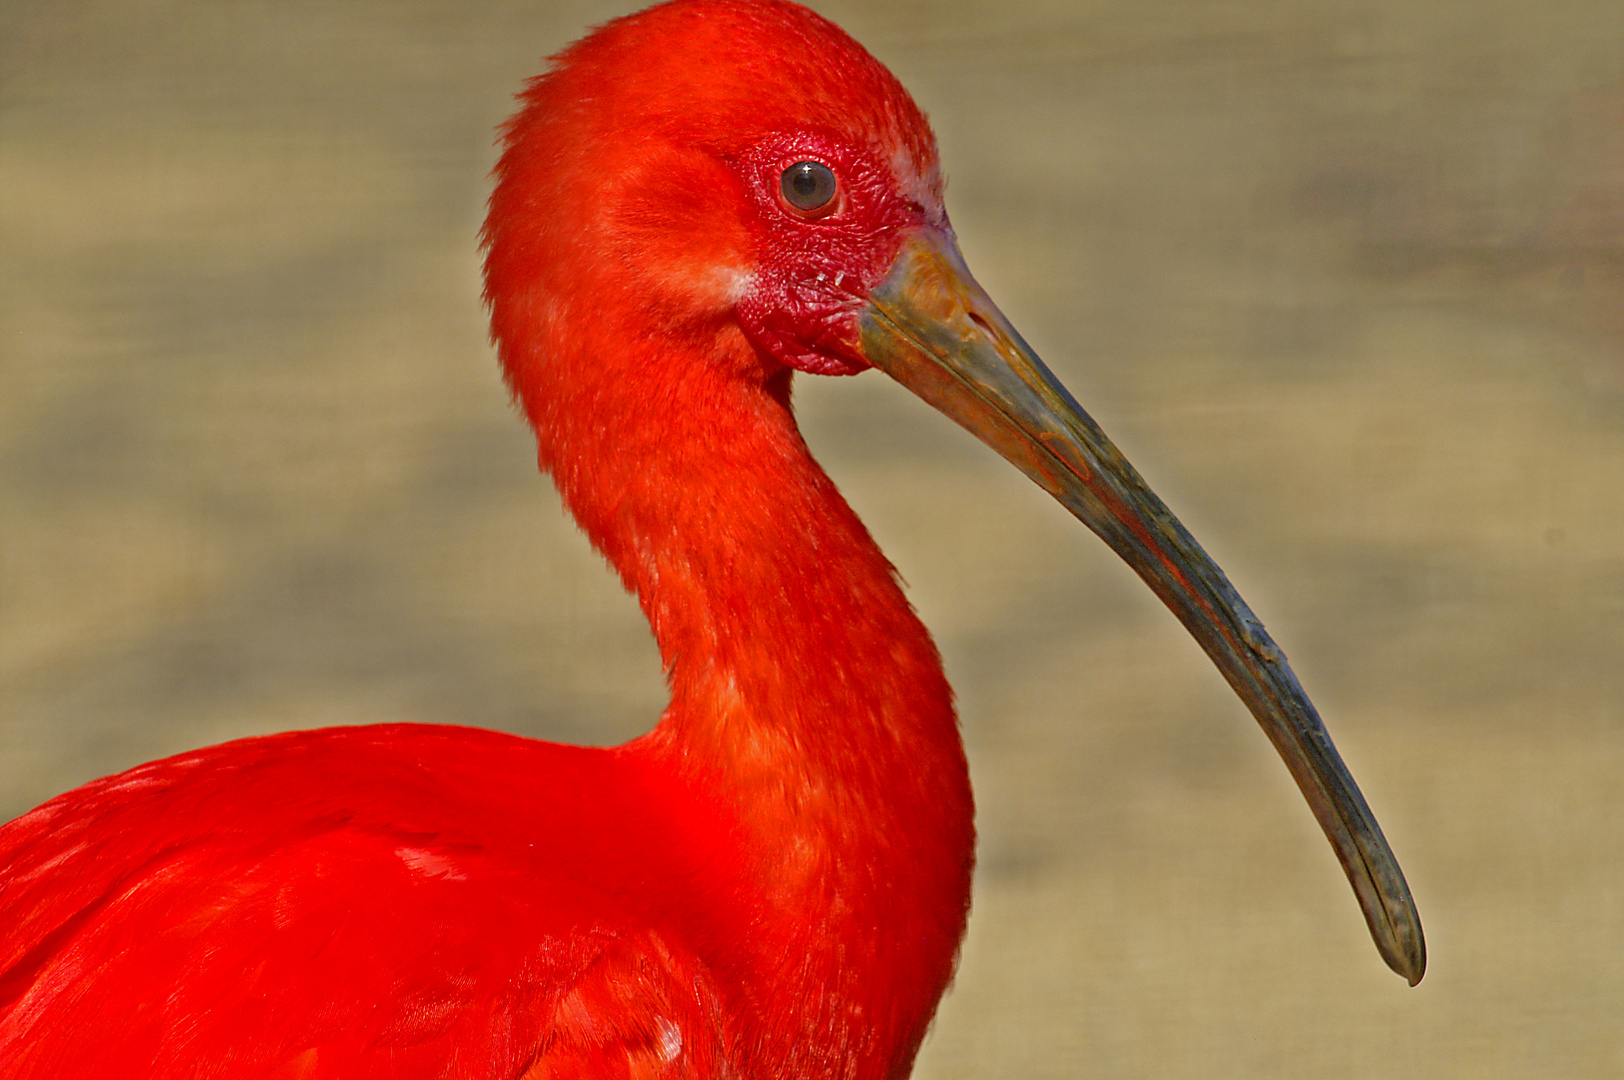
[0,1,1423,1076]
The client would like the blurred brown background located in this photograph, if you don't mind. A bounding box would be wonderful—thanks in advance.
[3,0,1622,1075]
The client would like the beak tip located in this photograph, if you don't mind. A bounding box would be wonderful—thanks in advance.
[1403,945,1427,987]
[1379,908,1426,986]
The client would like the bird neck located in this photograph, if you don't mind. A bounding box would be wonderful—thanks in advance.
[534,330,974,1077]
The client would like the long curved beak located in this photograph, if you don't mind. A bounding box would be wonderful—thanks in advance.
[859,228,1425,986]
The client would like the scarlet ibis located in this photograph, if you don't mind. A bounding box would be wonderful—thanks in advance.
[0,0,1423,1075]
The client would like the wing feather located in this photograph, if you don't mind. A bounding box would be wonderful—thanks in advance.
[0,726,736,1079]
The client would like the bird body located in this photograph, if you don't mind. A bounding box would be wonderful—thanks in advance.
[0,1,1421,1076]
[1,715,964,1076]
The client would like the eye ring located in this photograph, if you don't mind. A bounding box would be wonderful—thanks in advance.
[779,160,839,217]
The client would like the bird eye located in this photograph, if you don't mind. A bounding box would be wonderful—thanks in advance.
[780,161,838,216]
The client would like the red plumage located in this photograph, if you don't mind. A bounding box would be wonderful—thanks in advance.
[2,728,741,1076]
[2,3,975,1076]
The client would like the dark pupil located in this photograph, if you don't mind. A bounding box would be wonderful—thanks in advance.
[782,161,835,210]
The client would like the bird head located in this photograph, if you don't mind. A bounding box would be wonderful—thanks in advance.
[483,0,946,385]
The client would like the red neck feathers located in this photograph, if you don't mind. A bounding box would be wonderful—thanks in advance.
[482,2,973,1075]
